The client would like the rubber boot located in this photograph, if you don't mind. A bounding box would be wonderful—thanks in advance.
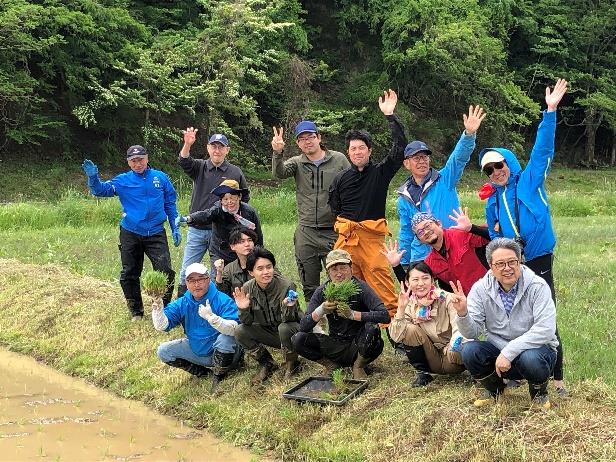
[126,298,144,320]
[352,354,369,380]
[177,284,187,299]
[405,345,434,387]
[315,357,340,376]
[529,380,551,410]
[473,371,506,407]
[164,358,210,378]
[211,350,235,394]
[248,346,278,384]
[282,349,300,379]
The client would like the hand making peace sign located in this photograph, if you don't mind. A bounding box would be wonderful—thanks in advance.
[448,280,468,316]
[271,126,285,153]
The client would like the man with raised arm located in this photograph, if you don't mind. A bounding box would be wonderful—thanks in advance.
[272,121,350,303]
[328,89,407,318]
[177,128,249,297]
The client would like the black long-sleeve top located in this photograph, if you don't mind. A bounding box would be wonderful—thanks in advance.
[300,277,390,340]
[328,114,407,221]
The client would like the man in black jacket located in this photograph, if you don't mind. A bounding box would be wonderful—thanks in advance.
[292,249,390,379]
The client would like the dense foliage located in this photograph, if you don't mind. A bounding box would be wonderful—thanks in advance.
[1,0,614,166]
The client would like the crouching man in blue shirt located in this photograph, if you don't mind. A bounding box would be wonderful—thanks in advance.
[152,263,242,393]
[82,145,182,321]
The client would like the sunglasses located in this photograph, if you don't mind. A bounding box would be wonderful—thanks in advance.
[483,161,505,176]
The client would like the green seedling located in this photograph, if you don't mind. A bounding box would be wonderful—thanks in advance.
[323,279,360,304]
[141,270,169,300]
[332,368,345,389]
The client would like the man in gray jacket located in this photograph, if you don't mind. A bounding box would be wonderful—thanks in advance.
[272,122,350,303]
[449,238,558,409]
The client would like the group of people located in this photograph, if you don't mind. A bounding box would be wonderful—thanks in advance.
[82,79,568,407]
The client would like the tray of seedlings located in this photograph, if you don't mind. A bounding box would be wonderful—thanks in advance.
[283,369,368,406]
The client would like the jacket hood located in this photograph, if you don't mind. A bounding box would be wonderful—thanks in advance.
[478,147,522,186]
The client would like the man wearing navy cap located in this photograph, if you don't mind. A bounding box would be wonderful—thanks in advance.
[177,127,249,298]
[82,145,181,321]
[396,105,486,266]
[271,120,349,303]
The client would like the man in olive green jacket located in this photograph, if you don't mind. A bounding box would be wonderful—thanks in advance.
[272,122,350,303]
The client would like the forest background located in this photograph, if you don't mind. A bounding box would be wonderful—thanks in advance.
[1,0,616,172]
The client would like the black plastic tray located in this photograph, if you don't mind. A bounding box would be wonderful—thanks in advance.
[282,375,368,406]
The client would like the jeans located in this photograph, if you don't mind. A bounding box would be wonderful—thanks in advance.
[462,340,556,384]
[157,334,240,367]
[179,227,213,282]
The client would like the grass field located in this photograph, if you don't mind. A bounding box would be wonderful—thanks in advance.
[1,165,616,461]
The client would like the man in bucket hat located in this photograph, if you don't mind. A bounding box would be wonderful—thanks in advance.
[82,145,180,321]
[177,127,249,297]
[292,249,390,379]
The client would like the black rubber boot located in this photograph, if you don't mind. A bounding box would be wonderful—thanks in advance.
[473,371,506,407]
[126,298,144,319]
[211,350,236,393]
[164,358,210,378]
[248,346,278,384]
[405,345,433,387]
[529,380,551,409]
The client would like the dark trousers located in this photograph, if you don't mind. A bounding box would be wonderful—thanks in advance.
[462,340,556,385]
[291,323,384,366]
[525,253,564,381]
[234,322,299,352]
[119,227,175,316]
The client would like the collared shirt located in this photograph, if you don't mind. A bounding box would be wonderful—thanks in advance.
[498,281,519,316]
[406,169,434,205]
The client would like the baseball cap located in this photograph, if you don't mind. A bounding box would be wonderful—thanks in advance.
[404,141,432,158]
[126,145,147,159]
[210,179,248,197]
[294,120,318,138]
[325,249,352,270]
[208,134,229,146]
[480,150,505,169]
[185,263,209,279]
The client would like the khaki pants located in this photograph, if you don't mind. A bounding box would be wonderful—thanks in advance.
[400,323,464,375]
[294,226,337,303]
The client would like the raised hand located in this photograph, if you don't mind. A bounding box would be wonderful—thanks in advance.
[545,78,568,112]
[271,126,285,153]
[182,127,198,147]
[198,300,213,320]
[378,89,397,116]
[151,297,163,311]
[397,281,412,312]
[448,280,468,316]
[448,207,472,232]
[380,239,406,267]
[462,105,486,135]
[233,287,250,310]
[82,159,98,177]
[214,259,225,274]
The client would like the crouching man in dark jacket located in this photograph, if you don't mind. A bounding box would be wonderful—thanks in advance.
[292,249,390,379]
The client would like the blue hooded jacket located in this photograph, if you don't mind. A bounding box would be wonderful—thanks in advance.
[87,167,179,236]
[163,281,240,357]
[478,111,557,261]
[397,132,476,263]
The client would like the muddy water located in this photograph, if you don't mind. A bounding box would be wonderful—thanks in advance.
[0,349,256,461]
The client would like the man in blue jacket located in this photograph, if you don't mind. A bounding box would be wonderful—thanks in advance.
[397,106,486,266]
[152,262,242,393]
[478,78,568,395]
[82,145,181,321]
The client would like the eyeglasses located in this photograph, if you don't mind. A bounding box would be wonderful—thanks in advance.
[409,154,430,163]
[483,161,505,176]
[186,276,209,284]
[415,222,434,238]
[491,259,519,271]
[297,134,318,143]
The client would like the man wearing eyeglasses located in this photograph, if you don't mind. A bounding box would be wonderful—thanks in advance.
[450,238,558,409]
[477,78,568,395]
[271,121,350,303]
[397,106,486,267]
[152,263,242,393]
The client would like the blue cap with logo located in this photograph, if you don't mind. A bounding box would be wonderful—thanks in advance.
[208,134,229,146]
[126,145,147,159]
[294,120,318,138]
[404,140,432,158]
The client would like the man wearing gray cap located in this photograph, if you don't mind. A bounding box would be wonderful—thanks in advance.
[271,121,350,303]
[396,106,486,266]
[82,145,181,320]
[177,127,249,298]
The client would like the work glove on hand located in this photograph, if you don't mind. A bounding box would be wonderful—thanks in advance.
[198,300,213,320]
[175,216,188,228]
[82,159,98,177]
[172,228,182,247]
[336,304,357,320]
[314,301,336,318]
[151,297,164,311]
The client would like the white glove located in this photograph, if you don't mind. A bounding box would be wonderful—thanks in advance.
[198,300,213,320]
[152,297,164,311]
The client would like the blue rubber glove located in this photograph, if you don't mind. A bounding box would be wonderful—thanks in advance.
[82,159,98,177]
[172,228,182,247]
[287,289,299,302]
[175,215,188,228]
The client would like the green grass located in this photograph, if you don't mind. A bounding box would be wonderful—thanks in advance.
[1,168,616,461]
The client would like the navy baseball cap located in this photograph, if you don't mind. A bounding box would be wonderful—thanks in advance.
[208,134,229,146]
[126,145,147,159]
[294,120,318,138]
[404,141,432,158]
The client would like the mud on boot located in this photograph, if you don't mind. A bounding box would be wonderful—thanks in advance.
[315,357,340,376]
[529,380,551,410]
[248,346,278,384]
[352,354,369,380]
[282,349,300,379]
[210,349,236,394]
[164,358,211,378]
[473,371,506,407]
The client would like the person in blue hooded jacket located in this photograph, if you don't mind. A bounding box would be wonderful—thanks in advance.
[397,105,486,266]
[477,78,568,395]
[82,145,181,321]
[152,262,242,393]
